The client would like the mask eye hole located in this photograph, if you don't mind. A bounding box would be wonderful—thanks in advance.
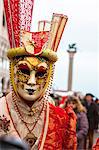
[36,66,47,78]
[18,64,30,75]
[36,71,47,78]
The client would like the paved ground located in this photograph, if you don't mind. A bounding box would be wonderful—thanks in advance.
[83,131,99,149]
[93,131,99,145]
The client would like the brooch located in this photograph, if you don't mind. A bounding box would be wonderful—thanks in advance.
[24,133,37,148]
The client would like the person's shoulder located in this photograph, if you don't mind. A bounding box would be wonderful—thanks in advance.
[79,111,86,114]
[79,111,87,118]
[91,102,98,108]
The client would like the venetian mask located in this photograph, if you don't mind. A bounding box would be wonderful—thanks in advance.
[10,56,53,101]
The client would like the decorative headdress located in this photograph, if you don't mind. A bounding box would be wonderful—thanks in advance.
[4,0,68,62]
[4,0,68,98]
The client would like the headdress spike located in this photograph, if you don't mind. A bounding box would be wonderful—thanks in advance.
[47,13,68,52]
[38,13,68,52]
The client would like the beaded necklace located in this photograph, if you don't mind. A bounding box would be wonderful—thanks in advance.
[12,92,46,125]
[5,92,47,148]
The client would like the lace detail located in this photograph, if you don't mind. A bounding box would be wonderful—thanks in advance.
[3,0,34,47]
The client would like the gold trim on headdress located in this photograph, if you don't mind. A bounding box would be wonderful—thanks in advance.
[7,47,58,62]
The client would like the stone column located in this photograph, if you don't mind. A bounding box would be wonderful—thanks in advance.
[67,50,76,91]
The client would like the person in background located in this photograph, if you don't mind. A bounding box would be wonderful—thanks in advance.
[83,93,99,150]
[50,93,61,106]
[66,96,89,150]
[95,98,99,133]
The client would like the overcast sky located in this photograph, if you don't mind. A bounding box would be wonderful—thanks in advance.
[31,0,99,97]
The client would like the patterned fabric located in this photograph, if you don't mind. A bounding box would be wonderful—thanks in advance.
[21,30,49,55]
[32,32,49,50]
[32,31,49,54]
[19,0,34,32]
[4,0,19,47]
[3,0,34,47]
[93,138,99,150]
[64,106,77,150]
[39,104,77,150]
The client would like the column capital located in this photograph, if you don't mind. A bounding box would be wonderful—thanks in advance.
[67,50,76,58]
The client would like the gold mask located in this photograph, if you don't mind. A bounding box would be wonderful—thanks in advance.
[10,56,53,101]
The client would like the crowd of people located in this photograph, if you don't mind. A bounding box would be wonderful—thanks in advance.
[50,92,99,150]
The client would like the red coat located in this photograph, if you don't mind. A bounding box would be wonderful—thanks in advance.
[39,104,77,150]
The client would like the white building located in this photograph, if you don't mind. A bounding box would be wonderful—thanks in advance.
[0,0,10,95]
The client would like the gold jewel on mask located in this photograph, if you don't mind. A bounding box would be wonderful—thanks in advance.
[25,56,48,68]
[25,57,40,67]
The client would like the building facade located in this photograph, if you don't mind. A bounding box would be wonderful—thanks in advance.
[0,0,10,96]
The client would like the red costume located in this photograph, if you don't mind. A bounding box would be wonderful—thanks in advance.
[92,138,99,150]
[0,94,77,149]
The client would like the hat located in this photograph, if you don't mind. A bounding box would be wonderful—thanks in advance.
[4,0,68,62]
[6,30,58,62]
[85,93,95,98]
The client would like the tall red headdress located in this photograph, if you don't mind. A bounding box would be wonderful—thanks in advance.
[4,0,68,58]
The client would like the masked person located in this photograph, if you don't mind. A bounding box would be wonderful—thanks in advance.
[0,0,77,149]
